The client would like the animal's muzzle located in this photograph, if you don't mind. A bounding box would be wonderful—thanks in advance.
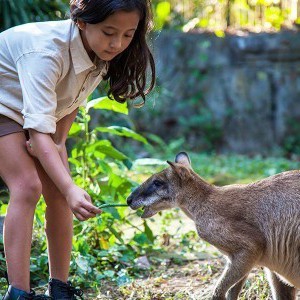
[126,193,143,210]
[126,195,133,206]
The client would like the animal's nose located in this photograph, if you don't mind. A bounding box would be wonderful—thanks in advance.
[127,195,133,206]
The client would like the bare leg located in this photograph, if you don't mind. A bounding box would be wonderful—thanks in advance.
[0,133,42,292]
[265,269,296,300]
[35,159,73,282]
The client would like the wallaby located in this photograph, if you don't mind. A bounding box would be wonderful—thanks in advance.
[127,152,300,300]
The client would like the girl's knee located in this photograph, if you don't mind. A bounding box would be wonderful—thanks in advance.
[26,177,42,202]
[10,174,42,206]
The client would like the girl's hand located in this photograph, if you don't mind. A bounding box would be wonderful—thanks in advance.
[26,139,63,157]
[65,184,102,221]
[26,140,37,157]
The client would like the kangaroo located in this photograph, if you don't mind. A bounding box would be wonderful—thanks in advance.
[127,152,300,300]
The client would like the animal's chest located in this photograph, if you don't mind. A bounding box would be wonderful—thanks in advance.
[195,221,234,254]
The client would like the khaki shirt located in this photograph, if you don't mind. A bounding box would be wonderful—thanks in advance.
[0,19,107,134]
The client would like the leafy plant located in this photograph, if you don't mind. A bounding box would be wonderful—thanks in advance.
[0,96,158,293]
[59,97,155,288]
[0,0,68,32]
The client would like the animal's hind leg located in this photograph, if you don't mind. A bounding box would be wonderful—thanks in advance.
[265,268,296,300]
[226,274,248,300]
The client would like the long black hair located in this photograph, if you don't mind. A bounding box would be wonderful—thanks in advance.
[70,0,155,105]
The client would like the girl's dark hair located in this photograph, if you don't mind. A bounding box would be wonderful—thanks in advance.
[70,0,155,106]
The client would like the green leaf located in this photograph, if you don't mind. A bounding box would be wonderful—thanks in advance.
[75,255,90,272]
[117,270,131,286]
[155,1,171,30]
[68,123,82,136]
[88,140,130,163]
[109,226,125,244]
[103,270,115,278]
[123,159,133,169]
[0,204,8,215]
[144,220,155,243]
[86,96,128,114]
[68,157,81,168]
[133,233,150,245]
[95,126,148,144]
[109,173,124,188]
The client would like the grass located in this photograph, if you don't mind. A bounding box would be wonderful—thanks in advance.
[132,152,300,184]
[179,152,300,183]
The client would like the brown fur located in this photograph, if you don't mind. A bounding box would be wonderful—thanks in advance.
[127,152,300,300]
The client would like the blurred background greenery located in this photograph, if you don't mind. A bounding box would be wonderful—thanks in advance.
[1,0,299,32]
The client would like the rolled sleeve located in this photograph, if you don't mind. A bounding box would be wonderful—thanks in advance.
[16,51,62,133]
[23,113,57,134]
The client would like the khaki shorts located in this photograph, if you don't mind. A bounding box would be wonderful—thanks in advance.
[0,115,25,138]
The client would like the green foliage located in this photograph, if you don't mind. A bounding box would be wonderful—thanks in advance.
[66,97,156,288]
[154,1,171,30]
[283,118,300,157]
[0,0,68,32]
[188,152,300,184]
[152,0,295,31]
[0,96,157,293]
[144,134,186,158]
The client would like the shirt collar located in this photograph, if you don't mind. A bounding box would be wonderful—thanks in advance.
[70,21,96,74]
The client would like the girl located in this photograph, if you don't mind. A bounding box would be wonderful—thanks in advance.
[0,0,155,299]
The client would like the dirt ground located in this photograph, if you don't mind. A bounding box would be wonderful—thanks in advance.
[81,210,300,300]
[88,258,273,300]
[95,258,224,300]
[20,257,300,300]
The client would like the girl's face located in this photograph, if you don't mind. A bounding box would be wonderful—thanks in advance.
[78,10,140,61]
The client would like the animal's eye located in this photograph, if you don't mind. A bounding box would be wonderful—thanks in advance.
[153,180,164,187]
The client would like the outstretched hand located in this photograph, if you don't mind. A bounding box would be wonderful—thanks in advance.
[26,138,102,221]
[65,185,102,221]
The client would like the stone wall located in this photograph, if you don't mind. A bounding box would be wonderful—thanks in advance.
[129,30,300,154]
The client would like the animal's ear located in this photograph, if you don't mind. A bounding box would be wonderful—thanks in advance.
[175,152,191,168]
[167,160,191,180]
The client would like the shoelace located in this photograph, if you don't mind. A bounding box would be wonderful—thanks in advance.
[68,286,84,300]
[55,282,84,300]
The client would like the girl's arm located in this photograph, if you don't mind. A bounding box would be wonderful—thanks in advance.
[51,108,78,172]
[27,110,101,221]
[26,109,77,171]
